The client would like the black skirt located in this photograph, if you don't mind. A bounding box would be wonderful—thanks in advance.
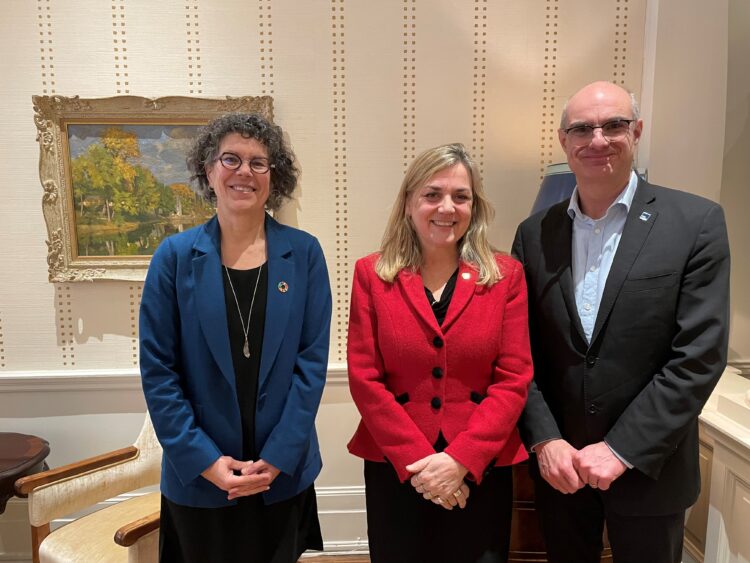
[159,486,323,563]
[364,460,512,563]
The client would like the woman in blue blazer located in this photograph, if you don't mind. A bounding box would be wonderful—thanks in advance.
[139,113,332,562]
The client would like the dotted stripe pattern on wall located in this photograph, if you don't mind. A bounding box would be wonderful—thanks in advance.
[57,286,75,367]
[539,0,559,179]
[185,1,202,95]
[403,0,416,170]
[332,0,348,363]
[112,1,129,94]
[472,0,487,173]
[613,0,629,85]
[0,314,5,369]
[39,0,77,368]
[259,0,274,95]
[38,0,55,94]
[130,284,142,367]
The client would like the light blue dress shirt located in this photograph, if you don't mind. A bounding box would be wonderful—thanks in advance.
[566,170,639,468]
[567,170,639,343]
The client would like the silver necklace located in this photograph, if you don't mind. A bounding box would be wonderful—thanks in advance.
[224,263,263,358]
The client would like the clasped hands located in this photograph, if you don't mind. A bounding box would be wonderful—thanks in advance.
[201,456,281,500]
[536,439,626,494]
[406,452,470,510]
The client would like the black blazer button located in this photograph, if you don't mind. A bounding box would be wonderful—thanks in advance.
[433,336,444,348]
[586,355,597,367]
[431,397,442,409]
[587,404,598,414]
[432,367,443,379]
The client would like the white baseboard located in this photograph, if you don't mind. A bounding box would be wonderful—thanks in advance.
[0,499,33,562]
[729,359,750,377]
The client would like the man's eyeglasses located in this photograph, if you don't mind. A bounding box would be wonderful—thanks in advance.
[562,119,636,143]
[216,152,274,174]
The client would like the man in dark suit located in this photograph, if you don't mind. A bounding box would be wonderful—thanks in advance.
[512,81,730,563]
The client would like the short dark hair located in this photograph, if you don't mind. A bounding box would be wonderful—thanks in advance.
[186,113,298,211]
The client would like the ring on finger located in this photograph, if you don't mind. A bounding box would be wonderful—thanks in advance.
[453,489,462,498]
[424,492,432,499]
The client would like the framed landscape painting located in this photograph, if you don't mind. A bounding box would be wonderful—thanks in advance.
[34,95,273,281]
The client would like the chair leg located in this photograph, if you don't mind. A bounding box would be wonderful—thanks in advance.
[31,524,50,563]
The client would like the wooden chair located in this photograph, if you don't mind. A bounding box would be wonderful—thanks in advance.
[15,413,162,563]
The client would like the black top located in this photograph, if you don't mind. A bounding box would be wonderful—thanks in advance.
[222,264,268,460]
[424,268,459,326]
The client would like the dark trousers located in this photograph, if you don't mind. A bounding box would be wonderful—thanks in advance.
[364,460,513,563]
[534,478,685,563]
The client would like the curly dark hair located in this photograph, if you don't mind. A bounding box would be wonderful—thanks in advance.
[186,113,298,211]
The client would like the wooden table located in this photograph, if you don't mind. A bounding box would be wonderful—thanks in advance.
[0,433,50,513]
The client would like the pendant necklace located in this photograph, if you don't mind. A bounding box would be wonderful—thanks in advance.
[224,263,263,358]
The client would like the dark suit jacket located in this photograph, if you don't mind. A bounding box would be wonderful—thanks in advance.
[347,253,532,483]
[512,179,730,516]
[140,214,332,508]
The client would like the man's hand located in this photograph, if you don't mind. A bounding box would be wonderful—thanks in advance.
[201,456,272,499]
[573,441,626,491]
[406,452,469,509]
[536,439,586,494]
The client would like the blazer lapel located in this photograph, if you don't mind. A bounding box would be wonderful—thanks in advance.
[259,215,294,390]
[192,216,236,389]
[441,261,477,332]
[590,180,657,344]
[396,268,441,334]
[542,204,588,344]
[396,261,479,335]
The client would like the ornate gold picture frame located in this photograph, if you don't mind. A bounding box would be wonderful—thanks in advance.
[33,95,273,282]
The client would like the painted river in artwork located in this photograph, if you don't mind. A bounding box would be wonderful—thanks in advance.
[75,218,207,257]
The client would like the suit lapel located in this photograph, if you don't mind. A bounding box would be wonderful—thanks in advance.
[259,215,294,390]
[193,217,236,389]
[441,262,477,332]
[396,268,441,334]
[590,180,657,344]
[542,204,588,344]
[396,261,479,335]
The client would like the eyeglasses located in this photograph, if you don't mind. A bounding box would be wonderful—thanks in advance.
[216,152,274,174]
[562,119,636,143]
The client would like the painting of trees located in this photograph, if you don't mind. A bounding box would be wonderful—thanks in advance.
[69,124,213,256]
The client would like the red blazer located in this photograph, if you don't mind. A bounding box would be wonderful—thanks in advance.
[347,253,532,483]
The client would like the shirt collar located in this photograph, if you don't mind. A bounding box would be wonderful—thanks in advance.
[567,170,639,221]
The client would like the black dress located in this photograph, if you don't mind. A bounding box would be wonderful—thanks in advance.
[159,264,323,563]
[364,269,513,563]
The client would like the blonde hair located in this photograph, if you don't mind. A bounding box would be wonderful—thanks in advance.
[375,143,501,285]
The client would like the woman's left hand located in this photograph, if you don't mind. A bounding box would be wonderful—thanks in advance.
[406,452,468,502]
[228,459,282,499]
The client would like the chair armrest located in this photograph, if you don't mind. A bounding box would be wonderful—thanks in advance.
[15,446,138,495]
[15,444,160,528]
[114,511,160,547]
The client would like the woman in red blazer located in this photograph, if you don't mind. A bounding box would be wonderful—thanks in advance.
[347,143,533,563]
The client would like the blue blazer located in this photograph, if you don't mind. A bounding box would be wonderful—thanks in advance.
[140,214,332,507]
